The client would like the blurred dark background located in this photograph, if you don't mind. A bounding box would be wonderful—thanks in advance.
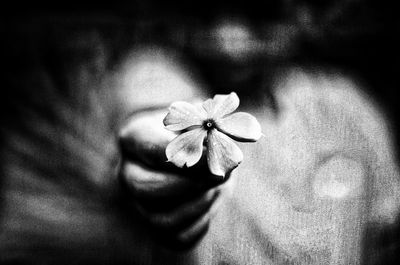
[1,1,399,264]
[2,0,398,118]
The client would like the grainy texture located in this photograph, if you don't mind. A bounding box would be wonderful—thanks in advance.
[1,2,399,263]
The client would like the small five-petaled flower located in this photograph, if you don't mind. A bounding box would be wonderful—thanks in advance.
[163,92,262,177]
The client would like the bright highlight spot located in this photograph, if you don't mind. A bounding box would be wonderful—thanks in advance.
[118,48,201,112]
[313,156,364,199]
[215,22,252,59]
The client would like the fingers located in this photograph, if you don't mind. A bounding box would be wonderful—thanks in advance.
[168,210,211,249]
[119,109,176,167]
[118,108,232,248]
[135,188,220,230]
[121,161,208,200]
[119,108,221,181]
[136,187,222,249]
[119,159,225,248]
[168,188,224,248]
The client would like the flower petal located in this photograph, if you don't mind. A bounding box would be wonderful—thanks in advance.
[163,101,207,131]
[202,92,239,119]
[216,112,262,142]
[166,128,207,168]
[206,129,243,177]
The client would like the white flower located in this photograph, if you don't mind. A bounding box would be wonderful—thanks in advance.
[163,92,262,177]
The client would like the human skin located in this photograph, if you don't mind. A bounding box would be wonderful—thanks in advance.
[1,16,399,264]
[115,46,400,264]
[0,34,232,263]
[118,108,228,248]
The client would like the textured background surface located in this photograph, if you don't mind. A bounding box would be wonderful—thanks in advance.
[1,1,399,264]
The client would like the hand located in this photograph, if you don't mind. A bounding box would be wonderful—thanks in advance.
[118,108,228,249]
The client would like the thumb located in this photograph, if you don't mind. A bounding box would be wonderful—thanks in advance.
[119,109,177,166]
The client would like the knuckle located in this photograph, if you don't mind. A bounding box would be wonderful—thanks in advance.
[121,163,140,185]
[121,163,153,196]
[176,217,210,245]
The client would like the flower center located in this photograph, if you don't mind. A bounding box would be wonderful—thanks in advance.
[203,119,215,130]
